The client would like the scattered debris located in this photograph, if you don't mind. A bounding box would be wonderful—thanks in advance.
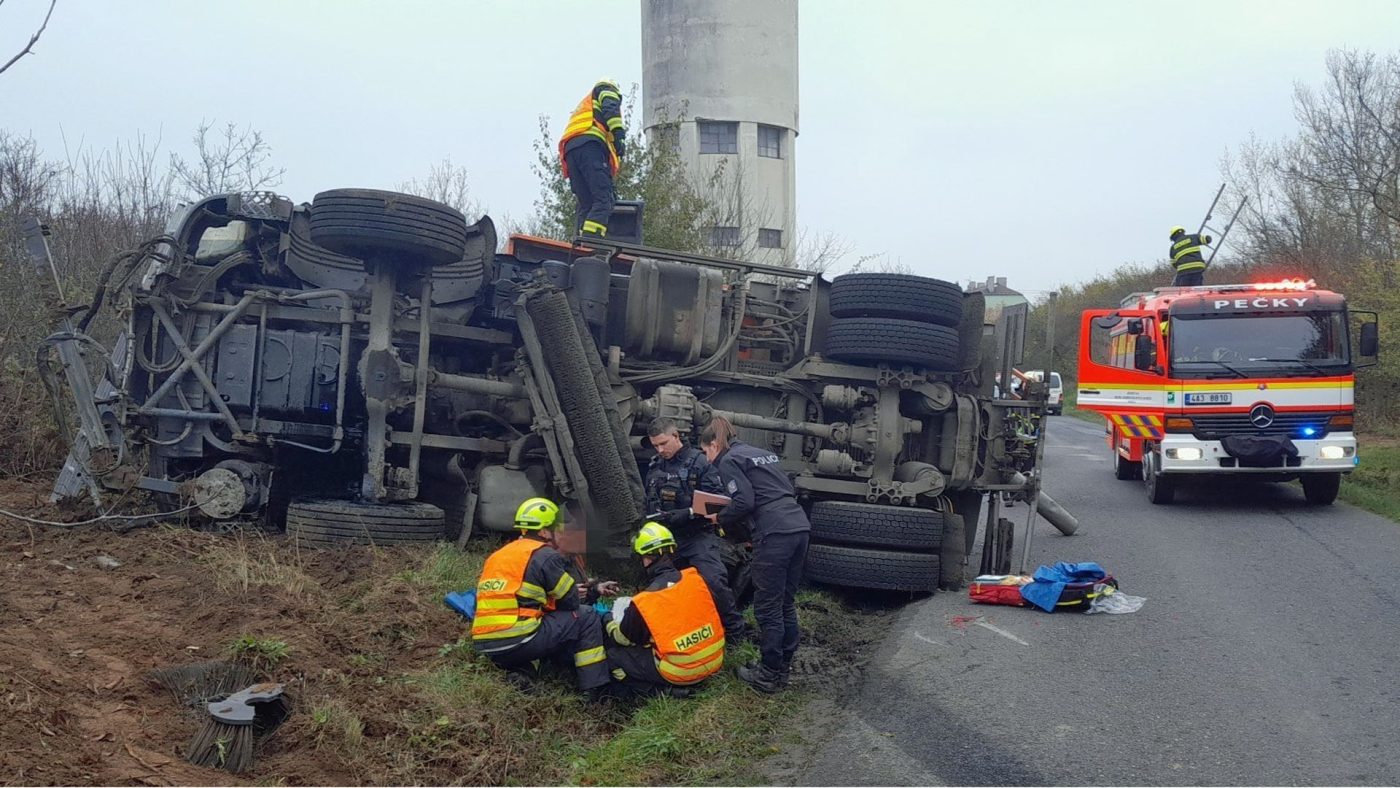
[94,554,122,570]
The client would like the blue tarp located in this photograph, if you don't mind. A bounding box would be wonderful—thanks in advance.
[444,590,476,621]
[1019,561,1107,612]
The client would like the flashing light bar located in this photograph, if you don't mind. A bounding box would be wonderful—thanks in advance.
[1252,277,1316,291]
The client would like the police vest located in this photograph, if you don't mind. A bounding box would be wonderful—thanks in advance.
[558,92,620,178]
[630,567,725,685]
[470,538,556,646]
[1170,233,1209,272]
[648,450,704,508]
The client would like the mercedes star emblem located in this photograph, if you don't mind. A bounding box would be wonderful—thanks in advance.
[1250,403,1275,428]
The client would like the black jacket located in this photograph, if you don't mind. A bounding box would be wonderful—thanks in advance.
[606,557,682,648]
[563,82,627,156]
[644,445,724,533]
[713,440,811,541]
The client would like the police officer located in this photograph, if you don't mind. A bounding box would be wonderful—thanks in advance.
[1168,225,1213,286]
[558,78,627,237]
[603,522,726,698]
[470,497,611,698]
[643,417,748,642]
[698,416,810,694]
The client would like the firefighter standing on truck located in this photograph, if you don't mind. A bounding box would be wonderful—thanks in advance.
[559,79,627,238]
[1168,225,1213,287]
[699,416,810,694]
[643,417,749,642]
[470,497,611,698]
[602,522,726,698]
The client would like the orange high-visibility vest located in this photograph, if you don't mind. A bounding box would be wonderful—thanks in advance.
[471,538,557,645]
[629,567,726,685]
[558,92,620,178]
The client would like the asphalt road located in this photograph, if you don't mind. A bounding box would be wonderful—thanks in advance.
[798,414,1400,787]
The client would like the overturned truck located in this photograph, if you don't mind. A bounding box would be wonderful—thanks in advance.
[37,189,1072,591]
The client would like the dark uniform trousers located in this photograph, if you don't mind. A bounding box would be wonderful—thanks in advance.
[677,529,747,639]
[1172,270,1204,287]
[486,608,611,691]
[604,643,668,691]
[564,141,615,235]
[752,529,809,672]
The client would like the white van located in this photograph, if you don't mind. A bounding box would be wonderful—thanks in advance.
[1022,370,1064,415]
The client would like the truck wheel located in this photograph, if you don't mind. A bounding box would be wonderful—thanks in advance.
[285,498,445,547]
[309,189,469,267]
[825,318,960,371]
[527,290,644,568]
[1114,450,1141,481]
[809,501,943,551]
[1301,472,1341,505]
[804,544,939,593]
[829,273,964,327]
[1143,452,1175,504]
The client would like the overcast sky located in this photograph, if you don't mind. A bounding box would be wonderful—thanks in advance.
[3,0,1398,294]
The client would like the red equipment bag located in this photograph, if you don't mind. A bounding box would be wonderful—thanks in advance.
[969,575,1030,606]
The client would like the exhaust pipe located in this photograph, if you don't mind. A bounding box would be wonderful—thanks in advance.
[1009,472,1078,535]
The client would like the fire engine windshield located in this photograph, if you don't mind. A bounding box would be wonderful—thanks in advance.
[1169,311,1349,377]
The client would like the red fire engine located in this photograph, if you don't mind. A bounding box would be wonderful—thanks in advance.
[1076,279,1380,504]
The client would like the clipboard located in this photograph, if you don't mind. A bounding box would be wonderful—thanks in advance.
[691,490,731,516]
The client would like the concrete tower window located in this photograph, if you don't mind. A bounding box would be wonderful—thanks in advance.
[710,226,741,247]
[757,228,783,248]
[698,121,738,154]
[758,125,783,158]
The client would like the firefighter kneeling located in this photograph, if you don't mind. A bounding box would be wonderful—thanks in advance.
[604,522,726,698]
[471,497,611,698]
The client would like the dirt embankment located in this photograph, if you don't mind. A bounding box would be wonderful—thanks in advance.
[0,479,461,786]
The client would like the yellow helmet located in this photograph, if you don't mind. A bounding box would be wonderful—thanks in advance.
[514,497,560,531]
[632,521,677,555]
[1169,226,1187,239]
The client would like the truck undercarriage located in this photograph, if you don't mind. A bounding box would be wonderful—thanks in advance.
[33,189,1073,590]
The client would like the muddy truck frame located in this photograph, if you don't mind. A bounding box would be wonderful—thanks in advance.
[31,189,1074,590]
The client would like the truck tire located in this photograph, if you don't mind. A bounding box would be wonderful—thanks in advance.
[829,273,964,327]
[804,544,940,593]
[1113,450,1141,481]
[309,189,468,267]
[809,501,943,551]
[1143,452,1175,504]
[1300,472,1341,505]
[285,498,444,547]
[527,291,644,568]
[825,318,960,371]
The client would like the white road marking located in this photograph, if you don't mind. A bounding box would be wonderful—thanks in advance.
[913,631,941,646]
[973,619,1030,646]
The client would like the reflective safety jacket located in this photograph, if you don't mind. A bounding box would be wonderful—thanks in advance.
[629,567,726,685]
[470,538,576,653]
[559,83,625,178]
[1170,232,1213,273]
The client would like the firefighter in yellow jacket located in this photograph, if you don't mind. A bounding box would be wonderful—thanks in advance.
[559,79,627,237]
[1168,226,1213,287]
[471,497,611,696]
[602,522,726,698]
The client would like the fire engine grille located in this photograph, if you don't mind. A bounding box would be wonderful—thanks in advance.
[1190,411,1336,441]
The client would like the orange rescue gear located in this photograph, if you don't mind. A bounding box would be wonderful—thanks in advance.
[628,567,726,685]
[559,92,621,179]
[470,538,557,645]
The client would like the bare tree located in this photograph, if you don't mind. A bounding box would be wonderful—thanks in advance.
[0,0,56,77]
[397,157,482,218]
[1289,50,1400,226]
[169,121,285,199]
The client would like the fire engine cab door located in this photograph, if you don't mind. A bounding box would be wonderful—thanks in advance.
[1077,309,1168,441]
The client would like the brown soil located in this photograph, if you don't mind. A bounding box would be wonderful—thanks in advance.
[0,479,461,786]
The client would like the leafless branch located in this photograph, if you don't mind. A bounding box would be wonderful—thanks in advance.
[0,0,57,77]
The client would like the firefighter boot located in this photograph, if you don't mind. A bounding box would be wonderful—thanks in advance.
[737,662,783,694]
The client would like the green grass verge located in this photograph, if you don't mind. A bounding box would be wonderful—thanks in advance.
[357,541,871,786]
[1342,439,1400,523]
